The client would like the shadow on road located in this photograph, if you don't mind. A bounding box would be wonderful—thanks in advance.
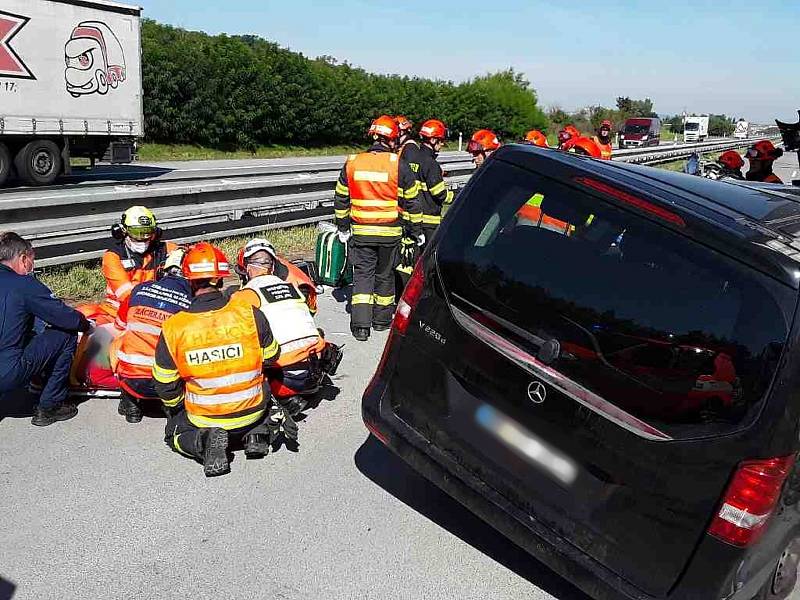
[3,165,174,189]
[354,435,590,600]
[0,389,36,425]
[0,575,16,600]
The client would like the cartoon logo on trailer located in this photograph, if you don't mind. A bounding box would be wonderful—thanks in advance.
[65,21,126,97]
[0,10,35,80]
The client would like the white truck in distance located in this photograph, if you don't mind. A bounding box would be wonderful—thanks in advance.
[0,0,143,186]
[684,116,710,143]
[734,120,750,139]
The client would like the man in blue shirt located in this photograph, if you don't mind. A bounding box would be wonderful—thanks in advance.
[0,232,92,426]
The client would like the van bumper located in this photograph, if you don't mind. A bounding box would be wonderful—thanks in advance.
[362,376,778,600]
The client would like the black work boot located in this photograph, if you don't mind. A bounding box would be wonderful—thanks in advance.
[372,323,391,332]
[352,327,370,342]
[117,395,143,424]
[202,428,230,477]
[31,403,79,427]
[244,432,270,459]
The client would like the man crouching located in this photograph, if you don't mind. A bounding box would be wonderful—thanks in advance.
[233,239,343,417]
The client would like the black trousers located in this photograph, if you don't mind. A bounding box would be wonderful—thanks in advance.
[164,408,268,460]
[350,241,398,330]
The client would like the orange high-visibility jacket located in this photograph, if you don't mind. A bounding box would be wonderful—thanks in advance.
[110,275,192,380]
[592,137,613,160]
[154,298,278,430]
[334,146,421,244]
[101,240,177,308]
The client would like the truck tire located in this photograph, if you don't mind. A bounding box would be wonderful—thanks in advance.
[14,140,62,186]
[0,143,11,187]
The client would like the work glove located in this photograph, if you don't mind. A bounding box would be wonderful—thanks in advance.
[267,403,299,443]
[396,238,419,275]
[163,248,186,273]
[414,233,426,247]
[337,230,352,244]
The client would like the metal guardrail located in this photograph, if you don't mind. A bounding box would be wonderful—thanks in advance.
[0,139,772,267]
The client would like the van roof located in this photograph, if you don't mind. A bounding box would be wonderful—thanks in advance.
[50,0,142,16]
[498,144,800,289]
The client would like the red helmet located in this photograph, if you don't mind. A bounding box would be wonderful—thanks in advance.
[718,150,745,170]
[562,136,602,159]
[746,140,783,162]
[523,130,548,147]
[600,119,613,130]
[369,115,400,140]
[419,119,448,140]
[467,129,501,154]
[183,242,231,281]
[394,115,413,133]
[558,124,581,145]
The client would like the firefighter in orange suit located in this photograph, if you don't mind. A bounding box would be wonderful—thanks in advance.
[152,242,283,477]
[109,248,192,423]
[745,140,784,184]
[333,115,422,341]
[87,206,177,325]
[233,241,343,416]
[592,120,614,160]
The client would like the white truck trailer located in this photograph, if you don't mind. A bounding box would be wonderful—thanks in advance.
[683,115,710,143]
[734,119,750,139]
[0,0,143,186]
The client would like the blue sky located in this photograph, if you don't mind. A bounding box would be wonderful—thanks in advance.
[135,0,799,123]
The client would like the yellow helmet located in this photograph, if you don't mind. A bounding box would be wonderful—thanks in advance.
[121,206,157,240]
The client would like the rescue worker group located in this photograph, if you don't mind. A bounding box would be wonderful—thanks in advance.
[0,116,785,477]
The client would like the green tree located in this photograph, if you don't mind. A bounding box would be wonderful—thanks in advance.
[709,114,735,136]
[141,21,548,149]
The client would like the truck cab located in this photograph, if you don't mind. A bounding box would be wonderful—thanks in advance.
[684,116,710,143]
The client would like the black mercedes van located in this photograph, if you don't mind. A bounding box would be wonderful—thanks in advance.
[362,145,800,599]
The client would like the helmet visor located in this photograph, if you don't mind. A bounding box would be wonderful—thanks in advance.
[466,140,484,154]
[126,225,155,241]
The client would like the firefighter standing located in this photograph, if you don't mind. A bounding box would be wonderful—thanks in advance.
[557,125,581,150]
[396,115,418,160]
[592,120,614,160]
[233,241,343,415]
[466,129,501,167]
[153,242,282,477]
[414,119,454,243]
[562,136,603,159]
[95,206,177,323]
[717,150,745,179]
[745,140,784,183]
[334,115,422,341]
[110,248,191,423]
[523,130,549,147]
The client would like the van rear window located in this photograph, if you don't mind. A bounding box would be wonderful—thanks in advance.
[437,161,794,439]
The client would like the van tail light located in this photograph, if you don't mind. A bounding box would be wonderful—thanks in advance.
[393,259,425,334]
[708,455,796,548]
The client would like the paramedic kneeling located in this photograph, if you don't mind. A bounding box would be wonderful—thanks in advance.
[0,232,92,426]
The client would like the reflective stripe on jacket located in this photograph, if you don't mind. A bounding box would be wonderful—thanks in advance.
[159,300,266,430]
[102,241,177,307]
[236,275,325,368]
[111,275,192,380]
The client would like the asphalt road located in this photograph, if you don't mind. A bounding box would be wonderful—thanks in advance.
[0,291,586,600]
